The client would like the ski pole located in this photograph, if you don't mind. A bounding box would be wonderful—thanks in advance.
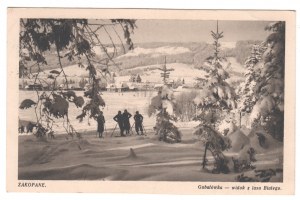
[130,122,135,135]
[104,124,107,137]
[111,124,118,137]
[142,123,147,134]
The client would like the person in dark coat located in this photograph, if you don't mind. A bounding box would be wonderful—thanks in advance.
[134,111,144,135]
[97,111,105,138]
[113,111,124,136]
[122,109,132,135]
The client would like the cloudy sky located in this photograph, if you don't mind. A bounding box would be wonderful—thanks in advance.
[92,19,273,45]
[131,20,272,43]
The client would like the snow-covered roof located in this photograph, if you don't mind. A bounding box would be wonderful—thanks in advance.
[127,83,138,89]
[106,84,116,89]
[154,84,164,89]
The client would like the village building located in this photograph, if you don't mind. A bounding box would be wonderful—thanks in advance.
[115,82,129,92]
[106,84,117,92]
[127,83,138,91]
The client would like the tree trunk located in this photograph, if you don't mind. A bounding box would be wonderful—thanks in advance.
[202,142,209,169]
[239,111,242,128]
[212,110,215,130]
[22,75,24,89]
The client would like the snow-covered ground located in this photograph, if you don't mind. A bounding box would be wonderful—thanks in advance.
[18,127,283,181]
[19,90,158,134]
[19,89,204,135]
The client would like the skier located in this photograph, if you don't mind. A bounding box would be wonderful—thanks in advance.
[134,111,144,135]
[113,111,124,136]
[122,109,132,135]
[96,111,105,138]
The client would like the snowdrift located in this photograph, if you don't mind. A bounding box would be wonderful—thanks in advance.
[247,130,282,154]
[227,127,282,154]
[227,129,250,152]
[18,127,283,181]
[225,127,283,173]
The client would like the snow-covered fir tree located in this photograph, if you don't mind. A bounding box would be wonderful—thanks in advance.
[193,21,235,173]
[249,21,285,141]
[194,21,237,128]
[238,43,267,114]
[148,58,181,143]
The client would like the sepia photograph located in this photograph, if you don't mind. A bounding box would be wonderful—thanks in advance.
[6,8,295,194]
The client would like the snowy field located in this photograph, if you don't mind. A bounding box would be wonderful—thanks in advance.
[19,90,158,134]
[19,89,202,135]
[18,128,283,181]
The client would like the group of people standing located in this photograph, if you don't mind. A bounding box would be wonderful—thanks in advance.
[96,109,144,138]
[113,110,131,136]
[113,109,144,136]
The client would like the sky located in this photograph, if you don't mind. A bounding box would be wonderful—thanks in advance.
[131,20,272,43]
[93,19,273,45]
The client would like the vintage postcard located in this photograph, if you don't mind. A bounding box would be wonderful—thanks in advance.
[7,8,295,194]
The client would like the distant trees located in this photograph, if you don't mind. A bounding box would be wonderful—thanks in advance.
[109,74,115,84]
[173,78,183,88]
[129,74,135,82]
[193,43,215,68]
[175,90,198,121]
[234,40,262,64]
[68,79,75,84]
[62,78,76,85]
[129,74,142,83]
[136,74,142,83]
[79,77,88,89]
[112,43,212,71]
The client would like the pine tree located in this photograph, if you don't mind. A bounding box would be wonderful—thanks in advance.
[249,22,285,141]
[158,56,174,84]
[129,74,135,82]
[148,57,181,143]
[238,44,265,113]
[236,43,267,128]
[194,21,236,128]
[110,75,116,84]
[136,74,142,83]
[174,77,182,88]
[79,77,86,89]
[193,21,235,173]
